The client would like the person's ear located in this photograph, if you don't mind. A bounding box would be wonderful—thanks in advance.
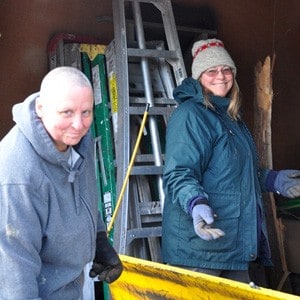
[35,96,43,118]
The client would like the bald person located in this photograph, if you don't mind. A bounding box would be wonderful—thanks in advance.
[0,67,122,300]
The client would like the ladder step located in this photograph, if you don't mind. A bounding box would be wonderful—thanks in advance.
[128,48,178,60]
[127,227,162,246]
[131,165,163,175]
[130,96,177,106]
[135,154,164,163]
[129,106,175,116]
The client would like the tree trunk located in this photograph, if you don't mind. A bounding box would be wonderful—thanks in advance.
[253,55,288,290]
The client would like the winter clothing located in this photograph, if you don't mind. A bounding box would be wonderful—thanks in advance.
[192,204,225,240]
[89,232,123,283]
[272,170,300,198]
[0,93,106,300]
[162,77,272,271]
[191,38,236,80]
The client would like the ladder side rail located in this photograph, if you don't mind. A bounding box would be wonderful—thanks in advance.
[128,119,162,261]
[128,176,148,259]
[157,59,177,125]
[155,0,187,84]
[112,0,131,254]
[132,0,165,204]
[154,42,178,125]
[156,57,176,100]
[127,48,178,59]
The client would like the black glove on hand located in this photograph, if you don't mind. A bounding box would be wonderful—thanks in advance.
[89,231,123,283]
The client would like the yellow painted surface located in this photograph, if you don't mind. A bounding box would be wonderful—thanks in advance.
[109,255,299,300]
[79,44,106,60]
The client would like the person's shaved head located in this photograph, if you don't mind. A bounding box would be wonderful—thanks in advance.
[36,67,94,151]
[39,66,92,101]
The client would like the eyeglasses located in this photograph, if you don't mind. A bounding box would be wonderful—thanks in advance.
[203,67,233,77]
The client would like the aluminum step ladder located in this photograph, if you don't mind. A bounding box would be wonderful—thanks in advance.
[110,0,187,262]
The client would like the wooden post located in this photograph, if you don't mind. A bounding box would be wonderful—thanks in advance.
[253,55,289,290]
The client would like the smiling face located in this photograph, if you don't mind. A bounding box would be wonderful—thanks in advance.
[36,84,94,152]
[199,65,234,97]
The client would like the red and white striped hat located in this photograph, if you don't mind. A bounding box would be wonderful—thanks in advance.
[191,38,236,80]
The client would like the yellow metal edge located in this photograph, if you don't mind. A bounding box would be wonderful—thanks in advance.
[108,255,300,300]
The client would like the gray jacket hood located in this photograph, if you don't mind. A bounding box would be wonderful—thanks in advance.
[12,92,90,182]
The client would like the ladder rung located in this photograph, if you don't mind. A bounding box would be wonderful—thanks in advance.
[127,48,178,60]
[131,165,163,175]
[135,154,164,163]
[127,227,162,246]
[129,106,175,116]
[141,216,162,224]
[130,96,177,106]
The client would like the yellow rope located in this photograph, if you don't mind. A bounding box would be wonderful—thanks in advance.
[107,103,150,235]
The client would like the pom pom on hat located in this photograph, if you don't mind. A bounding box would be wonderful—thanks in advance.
[191,38,236,80]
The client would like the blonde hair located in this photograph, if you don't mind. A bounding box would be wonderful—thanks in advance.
[201,80,241,120]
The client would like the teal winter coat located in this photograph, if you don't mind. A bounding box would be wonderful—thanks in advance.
[162,78,272,270]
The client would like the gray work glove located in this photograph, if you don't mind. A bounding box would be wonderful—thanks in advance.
[89,231,123,283]
[192,204,225,241]
[274,170,300,198]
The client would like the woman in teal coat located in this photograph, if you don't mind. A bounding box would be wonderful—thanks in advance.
[162,38,300,283]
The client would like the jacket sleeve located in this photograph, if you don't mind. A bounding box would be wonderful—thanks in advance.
[0,184,44,300]
[97,210,107,232]
[163,104,211,214]
[258,168,273,193]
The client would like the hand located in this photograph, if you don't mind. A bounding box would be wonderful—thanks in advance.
[89,232,123,283]
[192,204,225,241]
[274,170,300,198]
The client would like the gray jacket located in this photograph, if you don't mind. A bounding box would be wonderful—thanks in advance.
[0,93,105,299]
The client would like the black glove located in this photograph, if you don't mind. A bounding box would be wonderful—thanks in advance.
[89,231,123,283]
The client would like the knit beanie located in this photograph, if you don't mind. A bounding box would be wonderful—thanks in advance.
[191,38,236,80]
